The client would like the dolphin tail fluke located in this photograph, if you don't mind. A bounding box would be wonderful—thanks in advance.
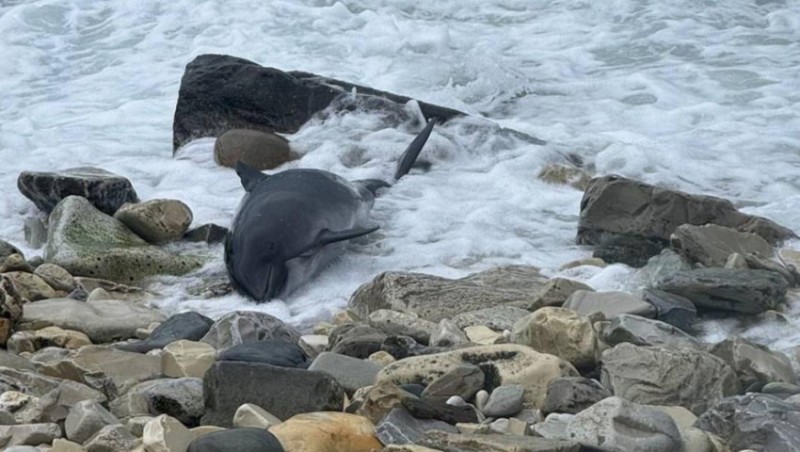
[235,160,269,192]
[394,119,436,181]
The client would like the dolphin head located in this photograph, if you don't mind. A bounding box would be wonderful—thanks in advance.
[225,236,292,302]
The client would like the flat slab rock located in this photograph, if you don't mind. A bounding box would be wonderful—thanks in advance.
[17,167,138,215]
[420,430,580,452]
[670,223,774,268]
[349,266,550,323]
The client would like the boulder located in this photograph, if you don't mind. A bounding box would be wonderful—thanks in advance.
[695,393,800,452]
[376,407,458,446]
[268,412,381,452]
[8,327,92,353]
[655,268,788,313]
[217,339,308,368]
[114,199,193,244]
[33,263,75,292]
[429,319,469,348]
[0,367,106,415]
[670,224,774,268]
[201,361,345,427]
[307,352,380,394]
[65,400,121,444]
[44,196,200,283]
[543,377,611,415]
[328,324,386,359]
[602,314,703,350]
[482,384,525,417]
[3,272,57,301]
[188,428,284,452]
[709,337,795,389]
[351,380,478,426]
[142,415,193,452]
[512,307,597,369]
[563,290,656,319]
[641,289,697,332]
[527,278,594,310]
[451,306,531,332]
[83,424,139,452]
[110,378,204,426]
[368,310,438,345]
[17,167,138,215]
[349,266,550,323]
[0,423,62,447]
[200,311,300,351]
[161,340,217,379]
[420,430,580,452]
[376,344,578,410]
[421,364,485,402]
[214,129,294,170]
[21,298,165,343]
[601,343,740,415]
[0,254,32,273]
[117,312,214,354]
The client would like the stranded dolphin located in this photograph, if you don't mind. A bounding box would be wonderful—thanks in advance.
[225,120,436,302]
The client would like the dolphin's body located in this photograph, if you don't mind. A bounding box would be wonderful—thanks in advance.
[225,120,435,302]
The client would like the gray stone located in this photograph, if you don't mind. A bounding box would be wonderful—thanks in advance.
[671,223,774,268]
[482,384,524,417]
[21,298,165,343]
[563,290,656,319]
[0,423,61,447]
[83,424,139,452]
[602,314,703,350]
[3,272,57,301]
[710,337,795,389]
[451,306,531,331]
[421,364,485,402]
[368,310,437,344]
[601,343,740,415]
[308,352,381,394]
[564,396,682,452]
[532,412,573,439]
[17,167,139,215]
[0,254,32,274]
[349,266,549,323]
[23,218,47,250]
[641,289,697,332]
[114,199,194,244]
[217,339,308,368]
[726,252,749,269]
[0,350,34,372]
[0,367,106,414]
[201,361,345,427]
[214,129,294,170]
[200,310,300,351]
[528,278,594,310]
[33,263,75,292]
[420,430,580,451]
[183,223,228,244]
[44,196,200,284]
[65,400,120,444]
[187,427,284,452]
[763,382,800,398]
[376,407,458,445]
[328,323,386,359]
[117,311,214,354]
[695,393,800,452]
[111,378,204,426]
[591,232,667,267]
[655,268,788,313]
[429,319,469,347]
[543,377,611,415]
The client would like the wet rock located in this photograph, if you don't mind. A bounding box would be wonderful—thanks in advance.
[3,272,57,301]
[591,232,667,267]
[73,277,151,303]
[0,350,34,372]
[44,196,200,284]
[142,414,193,452]
[33,263,75,292]
[183,223,228,244]
[655,268,788,313]
[671,224,774,268]
[161,340,217,379]
[482,384,524,417]
[0,423,62,447]
[188,428,284,452]
[214,129,294,170]
[602,343,740,415]
[328,324,386,359]
[0,241,24,262]
[21,298,165,343]
[710,337,795,388]
[401,394,479,424]
[376,344,579,410]
[200,311,300,352]
[17,167,138,215]
[368,310,437,345]
[421,364,485,402]
[763,382,800,398]
[233,403,281,429]
[527,278,594,310]
[695,393,800,452]
[538,163,591,191]
[111,378,204,426]
[420,430,580,451]
[376,407,458,446]
[451,306,531,331]
[298,335,327,359]
[201,361,345,427]
[218,339,308,368]
[83,424,138,452]
[380,335,442,360]
[65,400,120,444]
[429,319,469,348]
[0,254,32,274]
[602,314,703,350]
[118,312,213,354]
[114,199,193,244]
[0,367,106,413]
[464,325,505,345]
[512,307,597,370]
[268,412,381,452]
[642,289,697,332]
[563,290,656,319]
[307,352,380,394]
[23,218,47,250]
[543,377,611,415]
[349,266,549,323]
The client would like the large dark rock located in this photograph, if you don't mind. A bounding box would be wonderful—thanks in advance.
[188,428,284,452]
[694,393,800,452]
[577,175,795,264]
[18,167,138,215]
[201,361,345,427]
[327,323,386,359]
[200,311,301,352]
[117,312,213,354]
[641,289,697,332]
[655,268,788,313]
[173,54,515,151]
[543,377,611,415]
[218,339,309,368]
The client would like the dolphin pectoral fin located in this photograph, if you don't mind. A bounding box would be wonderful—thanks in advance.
[394,118,436,181]
[317,225,380,246]
[235,160,270,192]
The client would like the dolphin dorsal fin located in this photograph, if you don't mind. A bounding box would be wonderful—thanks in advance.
[235,161,269,192]
[394,119,436,181]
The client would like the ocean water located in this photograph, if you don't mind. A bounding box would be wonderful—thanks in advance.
[2,0,800,350]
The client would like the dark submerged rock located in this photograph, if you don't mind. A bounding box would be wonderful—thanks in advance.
[17,167,138,215]
[641,289,698,332]
[188,428,284,452]
[117,312,214,354]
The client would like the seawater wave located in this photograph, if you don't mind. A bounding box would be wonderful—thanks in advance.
[2,1,800,348]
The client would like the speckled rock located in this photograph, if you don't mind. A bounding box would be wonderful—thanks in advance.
[83,424,139,452]
[0,422,62,447]
[44,196,201,284]
[17,167,138,215]
[3,272,57,301]
[200,311,300,352]
[368,310,438,344]
[452,306,532,331]
[114,199,194,244]
[420,430,580,451]
[214,129,294,170]
[110,378,204,426]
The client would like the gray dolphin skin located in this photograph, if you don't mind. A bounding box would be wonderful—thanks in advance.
[225,120,436,302]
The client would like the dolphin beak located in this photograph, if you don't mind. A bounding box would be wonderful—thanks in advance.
[262,263,288,301]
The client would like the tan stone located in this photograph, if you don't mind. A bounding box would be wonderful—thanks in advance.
[269,412,381,452]
[233,403,282,429]
[189,425,226,439]
[368,351,396,367]
[114,199,194,244]
[538,163,592,190]
[464,325,504,345]
[161,340,216,378]
[34,263,75,292]
[51,438,88,451]
[142,414,193,452]
[214,129,294,170]
[0,317,12,346]
[512,307,597,369]
[377,344,579,409]
[383,445,443,452]
[34,326,92,349]
[4,271,57,301]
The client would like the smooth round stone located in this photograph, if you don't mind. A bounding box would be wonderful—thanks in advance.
[217,339,308,368]
[482,385,525,417]
[214,129,294,171]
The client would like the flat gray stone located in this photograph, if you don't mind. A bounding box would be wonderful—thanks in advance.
[368,310,437,344]
[420,430,580,451]
[65,400,120,444]
[307,352,381,394]
[563,290,656,319]
[421,364,485,402]
[543,377,611,415]
[110,378,204,426]
[482,384,525,417]
[429,319,469,347]
[671,223,774,268]
[710,337,796,389]
[602,314,703,350]
[83,423,139,452]
[376,407,458,445]
[641,289,697,332]
[452,306,531,331]
[0,423,62,447]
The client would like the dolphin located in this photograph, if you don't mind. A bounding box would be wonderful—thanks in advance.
[225,120,436,302]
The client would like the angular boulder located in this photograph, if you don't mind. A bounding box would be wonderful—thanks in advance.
[641,289,697,332]
[543,377,611,415]
[17,167,138,215]
[420,430,580,452]
[44,196,201,284]
[512,307,598,369]
[200,311,300,351]
[602,314,703,350]
[709,337,795,389]
[670,223,774,268]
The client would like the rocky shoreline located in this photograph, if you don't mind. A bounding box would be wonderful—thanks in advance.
[1,55,799,451]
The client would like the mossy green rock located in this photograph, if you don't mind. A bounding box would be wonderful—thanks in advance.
[44,196,202,284]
